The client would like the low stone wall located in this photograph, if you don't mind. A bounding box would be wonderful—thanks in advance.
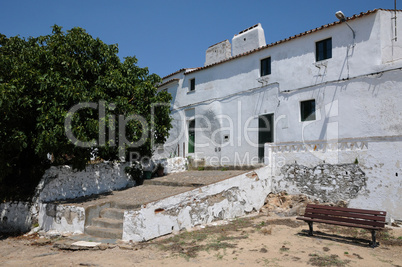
[164,157,188,173]
[152,157,188,174]
[35,162,132,203]
[1,162,133,234]
[123,167,271,242]
[276,163,366,202]
[266,137,402,221]
[0,202,32,233]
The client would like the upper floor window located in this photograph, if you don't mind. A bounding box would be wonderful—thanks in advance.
[300,99,316,121]
[260,57,271,76]
[316,38,332,61]
[189,78,195,91]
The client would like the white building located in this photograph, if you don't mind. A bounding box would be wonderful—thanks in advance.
[157,9,402,167]
[156,9,402,218]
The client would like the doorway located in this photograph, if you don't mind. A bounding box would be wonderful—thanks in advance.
[188,119,195,154]
[258,114,274,162]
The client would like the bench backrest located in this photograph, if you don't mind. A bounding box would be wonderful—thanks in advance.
[304,204,387,228]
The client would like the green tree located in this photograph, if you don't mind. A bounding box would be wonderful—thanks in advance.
[0,25,172,200]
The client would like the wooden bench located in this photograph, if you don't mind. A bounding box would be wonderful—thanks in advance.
[296,204,386,248]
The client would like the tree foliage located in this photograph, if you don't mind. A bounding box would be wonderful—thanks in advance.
[0,25,172,200]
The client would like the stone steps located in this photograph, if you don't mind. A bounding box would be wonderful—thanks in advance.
[83,185,195,240]
[84,207,126,239]
[85,225,123,239]
[80,171,247,240]
[99,208,125,220]
[91,217,123,229]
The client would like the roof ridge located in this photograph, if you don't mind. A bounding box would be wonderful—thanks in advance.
[184,8,385,75]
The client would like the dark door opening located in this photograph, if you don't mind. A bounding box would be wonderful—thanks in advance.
[188,119,195,154]
[258,114,274,162]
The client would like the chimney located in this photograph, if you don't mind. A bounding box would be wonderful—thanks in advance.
[232,23,266,57]
[205,40,231,66]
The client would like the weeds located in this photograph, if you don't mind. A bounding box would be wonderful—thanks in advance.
[308,253,351,267]
[153,219,250,258]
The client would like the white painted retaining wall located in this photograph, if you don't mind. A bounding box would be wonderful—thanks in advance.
[0,202,32,233]
[32,162,133,234]
[35,162,132,203]
[266,137,402,221]
[123,167,271,242]
[38,203,85,233]
[1,162,133,233]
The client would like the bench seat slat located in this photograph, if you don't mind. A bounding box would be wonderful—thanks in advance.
[296,216,384,230]
[301,213,385,227]
[306,204,386,216]
[305,208,386,222]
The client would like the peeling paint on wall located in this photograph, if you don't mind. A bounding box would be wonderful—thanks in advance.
[268,138,402,221]
[35,162,133,203]
[39,203,85,233]
[0,202,32,233]
[274,163,366,202]
[122,167,271,242]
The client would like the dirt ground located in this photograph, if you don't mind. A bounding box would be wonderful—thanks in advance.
[1,213,401,267]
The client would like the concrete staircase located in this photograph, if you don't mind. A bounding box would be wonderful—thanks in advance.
[71,170,247,240]
[83,184,196,239]
[85,207,126,239]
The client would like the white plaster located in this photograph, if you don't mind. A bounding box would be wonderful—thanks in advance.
[267,138,402,221]
[0,202,31,233]
[232,23,266,57]
[156,10,402,167]
[35,162,133,202]
[123,167,272,242]
[38,203,85,234]
[164,157,188,173]
[205,40,231,66]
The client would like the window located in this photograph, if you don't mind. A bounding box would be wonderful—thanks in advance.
[260,57,271,76]
[316,38,332,61]
[300,99,316,121]
[189,78,195,91]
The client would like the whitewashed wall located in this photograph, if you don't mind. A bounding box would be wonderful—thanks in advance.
[123,167,271,242]
[38,203,85,233]
[266,138,402,221]
[0,202,32,233]
[157,10,402,167]
[35,162,132,203]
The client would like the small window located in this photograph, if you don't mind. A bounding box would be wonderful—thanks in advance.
[316,38,332,61]
[260,57,271,76]
[189,78,195,91]
[300,99,316,121]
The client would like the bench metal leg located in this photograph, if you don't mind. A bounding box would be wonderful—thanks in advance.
[369,230,379,248]
[308,222,313,236]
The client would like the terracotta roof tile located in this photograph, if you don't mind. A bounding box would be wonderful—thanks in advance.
[162,68,193,80]
[158,78,180,88]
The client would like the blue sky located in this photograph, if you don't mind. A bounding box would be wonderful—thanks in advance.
[0,0,396,78]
